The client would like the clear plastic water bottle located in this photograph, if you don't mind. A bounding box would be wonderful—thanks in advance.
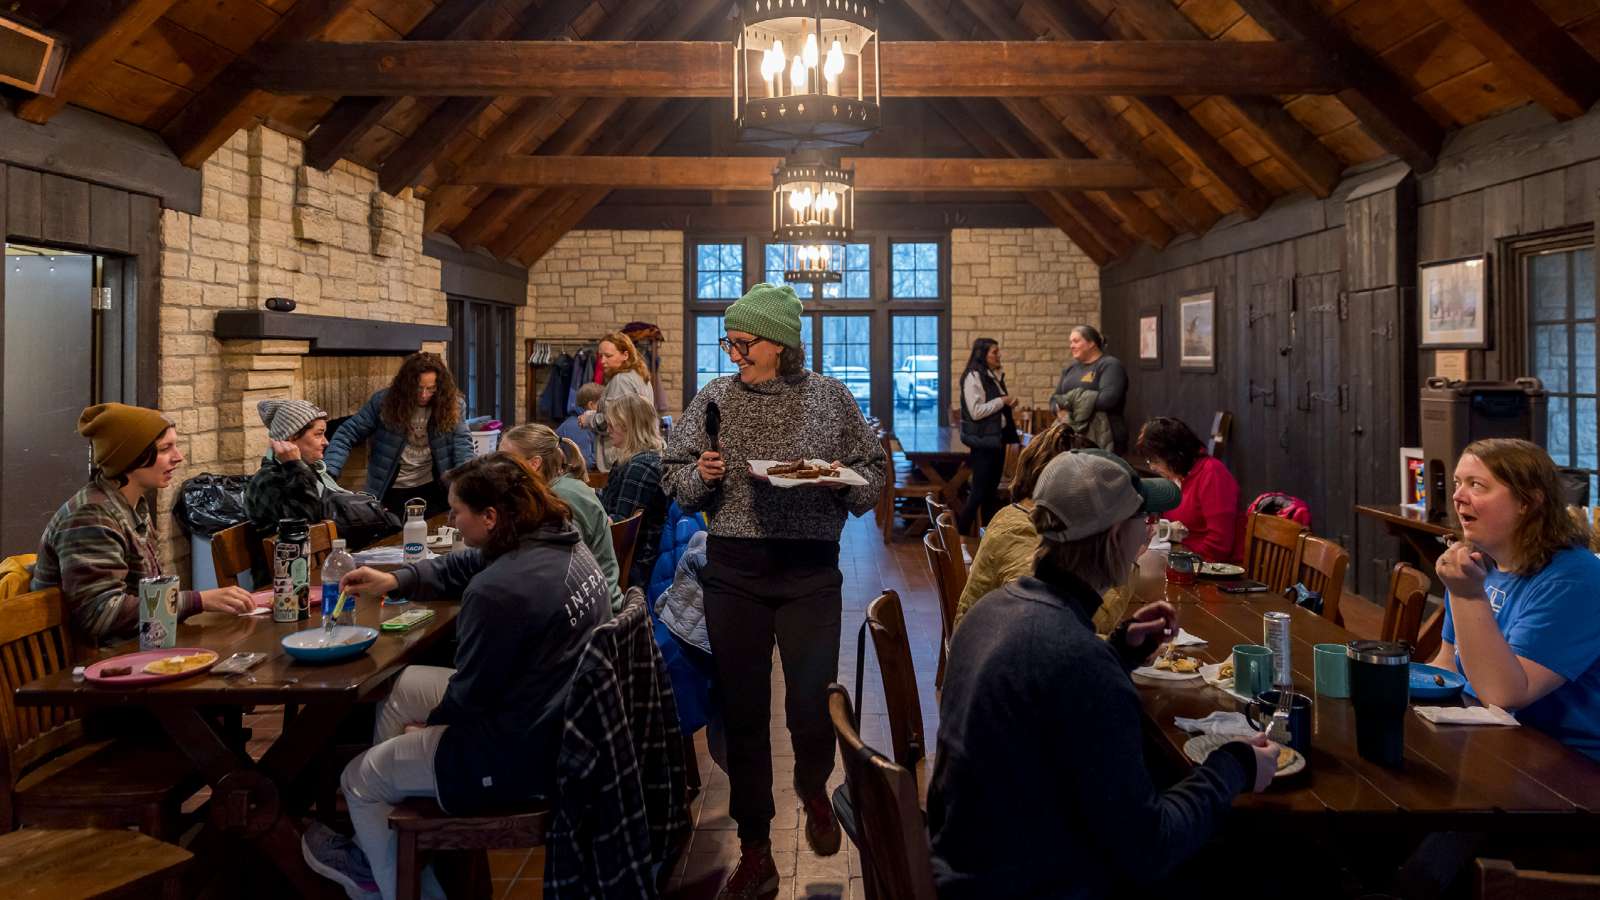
[321,539,356,625]
[402,499,427,565]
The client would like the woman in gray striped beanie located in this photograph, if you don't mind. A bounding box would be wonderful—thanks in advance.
[244,398,349,536]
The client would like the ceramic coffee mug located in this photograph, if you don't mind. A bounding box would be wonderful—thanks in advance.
[1233,644,1274,697]
[1314,643,1350,698]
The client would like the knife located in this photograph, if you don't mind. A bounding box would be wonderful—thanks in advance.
[705,400,722,456]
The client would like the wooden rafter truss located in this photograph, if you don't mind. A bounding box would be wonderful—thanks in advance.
[4,0,1597,267]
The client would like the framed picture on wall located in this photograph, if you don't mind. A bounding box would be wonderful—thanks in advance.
[1419,255,1490,348]
[1138,307,1162,369]
[1178,289,1216,373]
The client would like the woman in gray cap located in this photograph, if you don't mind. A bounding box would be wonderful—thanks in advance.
[662,283,886,900]
[930,449,1279,900]
[245,398,350,536]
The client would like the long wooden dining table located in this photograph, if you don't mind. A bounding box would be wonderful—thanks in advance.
[1133,578,1600,835]
[14,527,460,898]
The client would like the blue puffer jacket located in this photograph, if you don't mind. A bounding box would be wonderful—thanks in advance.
[323,389,476,497]
[648,502,714,735]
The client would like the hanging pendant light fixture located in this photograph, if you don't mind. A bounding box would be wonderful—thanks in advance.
[782,243,842,285]
[734,0,881,150]
[771,153,851,285]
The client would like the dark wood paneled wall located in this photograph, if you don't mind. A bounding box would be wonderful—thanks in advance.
[2,163,164,548]
[1102,174,1414,600]
[1415,105,1600,382]
[1103,103,1600,601]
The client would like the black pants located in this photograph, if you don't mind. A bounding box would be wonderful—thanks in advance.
[702,536,843,846]
[957,445,1008,534]
[382,477,448,521]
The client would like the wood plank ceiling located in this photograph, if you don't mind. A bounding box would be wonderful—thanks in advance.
[4,0,1599,267]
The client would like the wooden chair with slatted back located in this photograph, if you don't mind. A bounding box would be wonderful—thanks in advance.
[1296,535,1349,626]
[934,512,969,604]
[261,520,340,584]
[994,441,1023,504]
[0,588,191,836]
[1476,858,1600,898]
[211,521,262,589]
[880,434,939,544]
[921,531,950,689]
[1379,563,1433,651]
[1208,411,1232,458]
[1242,511,1306,594]
[864,591,926,777]
[609,511,644,591]
[828,686,938,900]
[1413,606,1446,663]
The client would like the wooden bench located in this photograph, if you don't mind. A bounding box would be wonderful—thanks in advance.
[0,827,191,899]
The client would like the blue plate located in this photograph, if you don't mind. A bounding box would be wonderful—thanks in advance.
[282,626,379,663]
[1409,662,1466,700]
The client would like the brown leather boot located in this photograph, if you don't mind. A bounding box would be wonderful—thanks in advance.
[802,790,843,857]
[717,842,780,900]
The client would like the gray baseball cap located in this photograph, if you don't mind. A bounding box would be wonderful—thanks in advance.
[1032,449,1182,542]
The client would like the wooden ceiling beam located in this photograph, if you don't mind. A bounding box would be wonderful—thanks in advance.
[932,98,1128,260]
[254,39,1347,97]
[971,0,1272,220]
[509,101,707,266]
[450,155,1153,191]
[373,0,599,196]
[301,0,508,172]
[16,0,179,125]
[1421,0,1600,121]
[1088,0,1343,199]
[1232,0,1444,173]
[161,0,359,168]
[453,0,735,251]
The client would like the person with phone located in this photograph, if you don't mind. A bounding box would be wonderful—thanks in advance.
[929,450,1280,898]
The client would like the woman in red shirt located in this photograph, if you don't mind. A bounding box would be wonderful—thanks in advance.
[1136,417,1241,563]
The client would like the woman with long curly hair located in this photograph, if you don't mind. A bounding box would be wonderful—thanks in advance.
[307,453,607,900]
[325,352,475,518]
[579,331,655,473]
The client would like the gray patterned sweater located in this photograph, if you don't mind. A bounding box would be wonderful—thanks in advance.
[662,371,886,541]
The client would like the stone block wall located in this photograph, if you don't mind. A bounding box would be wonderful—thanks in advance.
[949,228,1101,412]
[518,230,685,419]
[155,126,445,580]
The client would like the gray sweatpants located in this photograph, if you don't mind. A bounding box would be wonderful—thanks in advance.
[341,665,452,900]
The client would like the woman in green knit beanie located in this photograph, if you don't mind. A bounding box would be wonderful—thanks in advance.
[662,283,887,900]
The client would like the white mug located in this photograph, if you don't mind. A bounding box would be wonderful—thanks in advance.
[1153,519,1189,543]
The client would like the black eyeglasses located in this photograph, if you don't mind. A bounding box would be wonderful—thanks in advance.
[718,335,769,357]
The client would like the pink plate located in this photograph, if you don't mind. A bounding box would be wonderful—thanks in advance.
[84,648,221,686]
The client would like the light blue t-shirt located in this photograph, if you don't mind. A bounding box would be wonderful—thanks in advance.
[1442,545,1600,761]
[555,414,597,469]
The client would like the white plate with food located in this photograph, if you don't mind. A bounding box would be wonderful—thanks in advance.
[1200,661,1256,704]
[1200,562,1247,578]
[748,459,869,488]
[1183,732,1305,778]
[1132,648,1205,685]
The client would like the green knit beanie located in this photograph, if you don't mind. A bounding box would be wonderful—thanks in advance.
[724,282,804,349]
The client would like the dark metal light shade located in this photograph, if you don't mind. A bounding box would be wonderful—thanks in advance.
[772,159,854,243]
[734,0,881,151]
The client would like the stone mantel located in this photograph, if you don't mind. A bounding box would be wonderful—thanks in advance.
[213,310,451,355]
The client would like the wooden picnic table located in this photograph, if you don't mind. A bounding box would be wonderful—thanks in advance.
[1133,579,1600,832]
[897,425,972,509]
[14,522,461,898]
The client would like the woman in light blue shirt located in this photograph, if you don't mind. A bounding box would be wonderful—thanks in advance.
[1431,438,1600,760]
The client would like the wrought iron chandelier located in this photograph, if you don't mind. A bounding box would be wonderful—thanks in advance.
[734,0,881,150]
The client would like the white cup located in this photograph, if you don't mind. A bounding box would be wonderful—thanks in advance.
[1153,519,1189,544]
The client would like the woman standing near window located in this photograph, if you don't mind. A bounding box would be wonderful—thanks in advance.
[580,331,655,473]
[957,337,1020,534]
[325,352,475,519]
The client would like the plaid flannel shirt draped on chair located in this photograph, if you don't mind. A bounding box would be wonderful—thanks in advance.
[544,588,690,899]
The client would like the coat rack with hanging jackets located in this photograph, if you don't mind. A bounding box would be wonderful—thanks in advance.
[525,337,599,424]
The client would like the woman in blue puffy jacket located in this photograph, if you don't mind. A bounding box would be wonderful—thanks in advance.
[324,352,475,518]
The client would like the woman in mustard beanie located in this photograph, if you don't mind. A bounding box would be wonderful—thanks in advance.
[662,283,887,900]
[32,403,254,644]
